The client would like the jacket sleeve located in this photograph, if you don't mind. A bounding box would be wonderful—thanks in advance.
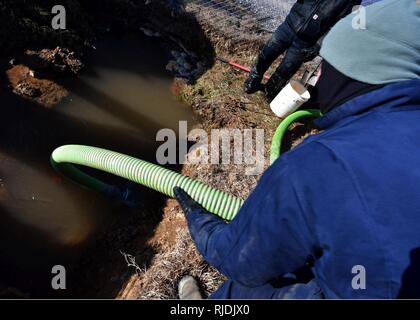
[296,0,360,42]
[185,152,318,287]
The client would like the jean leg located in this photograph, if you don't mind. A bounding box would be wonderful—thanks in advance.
[272,39,319,81]
[254,22,296,75]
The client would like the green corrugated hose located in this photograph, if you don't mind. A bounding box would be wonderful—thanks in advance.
[270,109,322,164]
[51,145,243,220]
[51,110,322,221]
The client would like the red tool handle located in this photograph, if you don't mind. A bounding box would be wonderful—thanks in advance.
[228,60,271,81]
[217,56,270,80]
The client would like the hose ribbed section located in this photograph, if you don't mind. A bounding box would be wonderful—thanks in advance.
[270,109,322,164]
[51,145,244,221]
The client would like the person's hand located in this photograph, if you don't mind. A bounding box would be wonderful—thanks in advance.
[173,187,226,266]
[173,187,205,217]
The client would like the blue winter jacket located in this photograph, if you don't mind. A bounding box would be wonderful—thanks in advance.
[186,79,420,299]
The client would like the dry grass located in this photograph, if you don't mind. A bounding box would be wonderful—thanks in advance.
[178,40,280,140]
[137,228,225,299]
[185,1,268,55]
[119,2,321,300]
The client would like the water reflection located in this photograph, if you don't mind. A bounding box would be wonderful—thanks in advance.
[0,33,196,296]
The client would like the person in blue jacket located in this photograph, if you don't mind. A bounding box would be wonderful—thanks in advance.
[175,0,420,299]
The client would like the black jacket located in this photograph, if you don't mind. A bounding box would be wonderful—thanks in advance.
[286,0,362,43]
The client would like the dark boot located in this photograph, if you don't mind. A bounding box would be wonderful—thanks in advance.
[264,72,288,102]
[244,67,263,94]
[244,51,273,94]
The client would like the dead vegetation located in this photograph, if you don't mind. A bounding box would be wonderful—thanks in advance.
[119,2,319,300]
[0,0,320,299]
[134,228,225,299]
[117,196,225,299]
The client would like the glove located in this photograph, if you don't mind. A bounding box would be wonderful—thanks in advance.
[173,187,206,217]
[174,187,226,264]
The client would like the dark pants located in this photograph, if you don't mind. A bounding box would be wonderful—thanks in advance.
[209,278,324,299]
[256,22,319,82]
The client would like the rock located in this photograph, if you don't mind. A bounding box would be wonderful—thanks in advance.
[14,82,41,98]
[25,47,84,75]
[166,48,207,83]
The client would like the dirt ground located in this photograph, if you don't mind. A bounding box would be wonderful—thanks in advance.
[0,0,319,299]
[118,5,320,299]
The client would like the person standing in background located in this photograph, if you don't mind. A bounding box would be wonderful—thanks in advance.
[244,0,361,102]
